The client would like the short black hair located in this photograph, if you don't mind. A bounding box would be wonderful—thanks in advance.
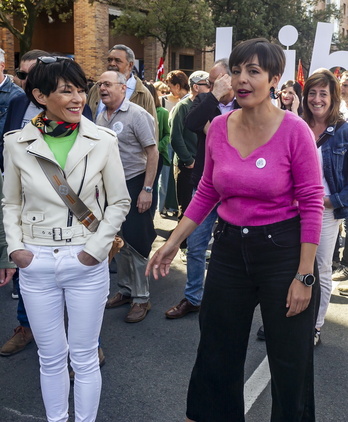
[25,58,88,110]
[229,38,285,82]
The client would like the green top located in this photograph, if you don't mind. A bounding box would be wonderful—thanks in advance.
[156,106,170,166]
[169,97,197,167]
[43,130,78,168]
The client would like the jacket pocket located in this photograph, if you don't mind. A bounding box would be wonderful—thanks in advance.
[25,211,45,223]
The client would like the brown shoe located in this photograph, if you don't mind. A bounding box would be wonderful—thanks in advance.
[0,326,34,356]
[105,292,132,309]
[165,298,200,319]
[124,302,151,323]
[70,346,106,382]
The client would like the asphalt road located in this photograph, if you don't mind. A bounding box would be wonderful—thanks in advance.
[0,213,347,422]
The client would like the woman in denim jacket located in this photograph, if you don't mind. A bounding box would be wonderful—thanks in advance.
[303,69,348,345]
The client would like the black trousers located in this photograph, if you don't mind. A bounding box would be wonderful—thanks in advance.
[122,173,156,258]
[186,216,319,422]
[174,164,194,219]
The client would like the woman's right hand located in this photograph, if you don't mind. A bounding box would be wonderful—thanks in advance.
[291,93,300,115]
[10,249,34,268]
[145,241,180,280]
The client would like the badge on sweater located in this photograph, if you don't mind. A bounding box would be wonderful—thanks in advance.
[256,158,266,168]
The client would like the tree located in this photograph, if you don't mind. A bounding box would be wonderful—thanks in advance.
[111,0,215,62]
[0,0,77,57]
[207,0,341,76]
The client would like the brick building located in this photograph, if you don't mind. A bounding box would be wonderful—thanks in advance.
[0,0,214,80]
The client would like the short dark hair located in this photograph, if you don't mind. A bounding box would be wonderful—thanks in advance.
[25,58,88,110]
[229,38,285,82]
[165,70,189,91]
[20,49,50,63]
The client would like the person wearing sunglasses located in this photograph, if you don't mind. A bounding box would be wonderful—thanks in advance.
[0,48,24,139]
[2,57,130,422]
[0,50,93,362]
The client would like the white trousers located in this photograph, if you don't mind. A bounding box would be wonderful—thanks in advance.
[316,209,341,329]
[19,244,109,422]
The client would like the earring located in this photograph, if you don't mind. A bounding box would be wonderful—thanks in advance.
[269,86,276,100]
[270,87,278,100]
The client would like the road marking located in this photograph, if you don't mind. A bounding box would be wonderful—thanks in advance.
[244,356,270,414]
[3,408,46,420]
[244,280,341,414]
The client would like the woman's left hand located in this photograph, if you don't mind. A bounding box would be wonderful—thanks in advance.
[77,251,100,266]
[286,279,312,317]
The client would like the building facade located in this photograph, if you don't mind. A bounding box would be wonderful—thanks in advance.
[0,0,214,80]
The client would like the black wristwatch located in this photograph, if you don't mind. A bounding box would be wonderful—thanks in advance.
[143,186,153,193]
[295,273,316,287]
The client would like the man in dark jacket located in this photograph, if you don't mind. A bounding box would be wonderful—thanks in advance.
[165,59,239,319]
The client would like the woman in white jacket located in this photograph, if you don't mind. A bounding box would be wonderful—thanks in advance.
[2,57,131,422]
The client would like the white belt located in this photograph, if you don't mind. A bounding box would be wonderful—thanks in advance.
[22,224,87,241]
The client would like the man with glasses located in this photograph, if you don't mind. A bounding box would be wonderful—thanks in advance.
[97,71,158,323]
[0,48,24,139]
[88,44,157,124]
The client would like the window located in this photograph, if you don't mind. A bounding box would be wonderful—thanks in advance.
[179,55,194,73]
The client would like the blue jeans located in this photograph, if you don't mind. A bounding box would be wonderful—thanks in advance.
[185,206,218,306]
[187,216,319,422]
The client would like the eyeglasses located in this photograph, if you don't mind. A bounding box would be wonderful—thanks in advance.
[96,81,124,88]
[196,82,210,87]
[16,69,28,80]
[38,56,73,64]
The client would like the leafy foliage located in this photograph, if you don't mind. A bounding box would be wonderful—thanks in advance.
[112,0,215,61]
[0,0,77,56]
[207,0,341,75]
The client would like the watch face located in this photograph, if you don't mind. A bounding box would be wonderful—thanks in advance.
[304,274,316,286]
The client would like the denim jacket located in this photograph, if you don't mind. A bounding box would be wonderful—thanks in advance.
[0,76,24,136]
[321,121,348,219]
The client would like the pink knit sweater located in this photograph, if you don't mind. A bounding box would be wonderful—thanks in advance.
[185,110,324,244]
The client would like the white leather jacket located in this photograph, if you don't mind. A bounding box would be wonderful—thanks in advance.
[2,115,131,262]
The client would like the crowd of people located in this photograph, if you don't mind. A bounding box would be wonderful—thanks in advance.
[0,38,347,422]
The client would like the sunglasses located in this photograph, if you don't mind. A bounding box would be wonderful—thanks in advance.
[16,69,28,80]
[38,56,74,64]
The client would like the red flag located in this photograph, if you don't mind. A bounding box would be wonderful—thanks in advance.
[156,57,164,81]
[297,59,305,89]
[334,67,341,79]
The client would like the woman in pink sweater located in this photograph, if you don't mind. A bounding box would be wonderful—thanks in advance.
[147,39,324,422]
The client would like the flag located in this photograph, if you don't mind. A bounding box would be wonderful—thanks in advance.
[333,67,341,79]
[297,59,305,89]
[156,57,164,81]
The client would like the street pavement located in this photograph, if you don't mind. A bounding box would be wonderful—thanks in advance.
[0,212,347,422]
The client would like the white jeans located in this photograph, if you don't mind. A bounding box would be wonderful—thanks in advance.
[316,209,341,329]
[19,244,109,422]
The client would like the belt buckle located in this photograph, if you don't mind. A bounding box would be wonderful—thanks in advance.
[53,227,63,241]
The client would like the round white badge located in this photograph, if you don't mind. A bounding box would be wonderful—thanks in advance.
[327,126,334,132]
[256,158,266,169]
[112,121,124,135]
